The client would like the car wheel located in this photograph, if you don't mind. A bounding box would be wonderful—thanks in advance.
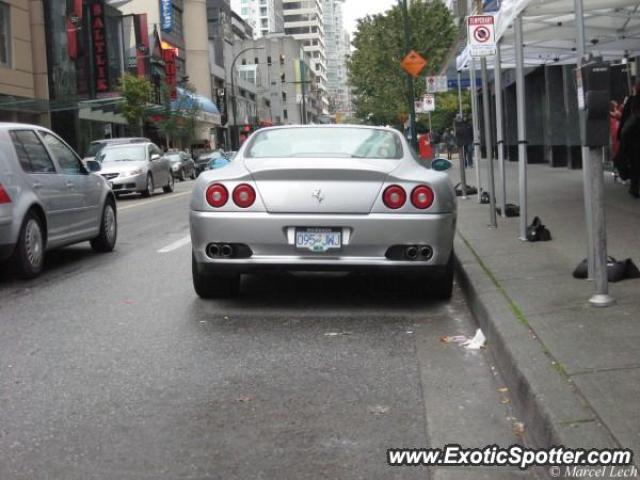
[163,172,174,193]
[13,211,45,279]
[142,174,154,197]
[431,251,454,300]
[90,200,117,253]
[192,254,240,299]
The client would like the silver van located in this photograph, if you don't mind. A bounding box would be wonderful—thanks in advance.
[0,123,117,278]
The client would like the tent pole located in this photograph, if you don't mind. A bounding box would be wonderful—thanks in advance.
[574,0,595,281]
[481,56,497,228]
[457,70,468,199]
[469,58,482,203]
[514,15,528,240]
[494,42,507,218]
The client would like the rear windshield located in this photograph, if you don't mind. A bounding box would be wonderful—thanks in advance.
[245,128,403,159]
[98,146,146,163]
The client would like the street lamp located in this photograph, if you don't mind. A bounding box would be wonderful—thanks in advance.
[230,46,265,149]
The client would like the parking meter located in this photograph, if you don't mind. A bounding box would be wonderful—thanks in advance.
[577,60,611,147]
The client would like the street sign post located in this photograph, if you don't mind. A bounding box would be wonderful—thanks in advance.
[468,15,496,57]
[423,94,435,112]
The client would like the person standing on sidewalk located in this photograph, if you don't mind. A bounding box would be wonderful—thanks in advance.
[463,119,474,168]
[620,95,640,198]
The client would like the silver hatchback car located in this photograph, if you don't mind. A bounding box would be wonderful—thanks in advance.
[0,123,117,278]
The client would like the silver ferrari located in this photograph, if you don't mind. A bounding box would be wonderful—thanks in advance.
[190,125,457,299]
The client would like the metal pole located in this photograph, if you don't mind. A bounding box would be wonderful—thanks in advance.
[574,0,615,306]
[481,57,497,228]
[495,43,507,217]
[574,0,595,280]
[469,58,482,202]
[514,15,528,240]
[401,0,418,150]
[457,70,468,199]
[457,71,464,115]
[301,60,307,124]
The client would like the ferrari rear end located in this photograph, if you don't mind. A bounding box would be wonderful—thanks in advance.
[190,126,457,299]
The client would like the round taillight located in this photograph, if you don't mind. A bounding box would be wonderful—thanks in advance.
[206,183,228,208]
[411,185,435,209]
[232,184,256,208]
[383,185,407,209]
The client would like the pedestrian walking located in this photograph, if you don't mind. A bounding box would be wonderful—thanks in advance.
[619,95,640,198]
[444,128,456,160]
[463,120,474,168]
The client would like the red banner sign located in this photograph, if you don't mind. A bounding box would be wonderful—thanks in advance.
[90,0,109,93]
[163,47,177,100]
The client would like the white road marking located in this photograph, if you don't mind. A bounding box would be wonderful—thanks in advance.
[158,235,191,253]
[118,191,191,211]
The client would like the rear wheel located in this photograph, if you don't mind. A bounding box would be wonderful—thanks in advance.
[430,251,454,300]
[90,201,117,252]
[13,211,45,279]
[142,174,153,197]
[192,254,240,299]
[163,172,174,193]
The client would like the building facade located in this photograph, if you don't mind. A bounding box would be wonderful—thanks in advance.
[230,0,283,38]
[282,0,327,113]
[322,0,350,115]
[0,0,49,125]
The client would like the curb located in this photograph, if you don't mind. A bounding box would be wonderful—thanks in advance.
[453,235,619,472]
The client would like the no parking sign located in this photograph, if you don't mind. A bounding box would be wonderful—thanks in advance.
[468,15,496,57]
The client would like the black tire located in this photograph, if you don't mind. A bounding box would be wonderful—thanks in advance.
[192,254,240,299]
[163,172,174,193]
[431,251,454,300]
[90,200,117,252]
[13,211,45,279]
[142,174,153,197]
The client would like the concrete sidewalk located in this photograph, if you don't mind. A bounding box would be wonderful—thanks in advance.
[449,159,640,473]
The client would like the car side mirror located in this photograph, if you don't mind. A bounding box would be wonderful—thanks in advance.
[431,158,452,172]
[85,159,101,172]
[151,154,161,161]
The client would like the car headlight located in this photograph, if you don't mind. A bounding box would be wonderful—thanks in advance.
[172,164,180,171]
[127,168,144,176]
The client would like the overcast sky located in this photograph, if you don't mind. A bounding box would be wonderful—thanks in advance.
[342,0,396,39]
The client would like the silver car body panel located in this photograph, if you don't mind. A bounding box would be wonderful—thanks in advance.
[0,123,114,261]
[189,125,457,273]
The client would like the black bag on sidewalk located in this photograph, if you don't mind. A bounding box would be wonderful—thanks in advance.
[496,204,520,217]
[454,183,478,196]
[572,257,640,282]
[526,217,552,242]
[480,191,490,204]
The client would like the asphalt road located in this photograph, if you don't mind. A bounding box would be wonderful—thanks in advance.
[0,180,531,480]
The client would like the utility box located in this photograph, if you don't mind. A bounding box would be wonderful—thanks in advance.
[577,60,611,147]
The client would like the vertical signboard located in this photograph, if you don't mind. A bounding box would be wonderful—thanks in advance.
[468,15,496,57]
[160,0,173,32]
[89,0,109,94]
[163,47,178,100]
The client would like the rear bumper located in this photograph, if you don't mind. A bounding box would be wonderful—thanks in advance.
[190,211,456,274]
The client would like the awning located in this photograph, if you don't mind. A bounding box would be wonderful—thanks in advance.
[457,0,640,70]
[171,87,221,126]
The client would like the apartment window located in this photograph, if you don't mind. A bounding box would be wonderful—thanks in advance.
[254,57,259,64]
[283,109,288,120]
[241,59,247,65]
[267,56,272,66]
[280,73,285,83]
[279,54,285,65]
[0,2,10,67]
[172,6,183,37]
[282,92,286,101]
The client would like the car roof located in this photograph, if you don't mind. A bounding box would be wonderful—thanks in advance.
[100,142,152,151]
[253,124,399,134]
[90,137,148,145]
[0,122,51,130]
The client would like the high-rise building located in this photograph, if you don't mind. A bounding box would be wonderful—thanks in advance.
[230,0,284,38]
[282,0,328,113]
[323,0,350,114]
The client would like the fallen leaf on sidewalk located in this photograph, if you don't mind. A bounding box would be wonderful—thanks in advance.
[368,405,390,416]
[498,387,509,393]
[500,398,511,404]
[236,396,254,403]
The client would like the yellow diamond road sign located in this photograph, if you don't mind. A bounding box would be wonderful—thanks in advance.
[401,50,427,78]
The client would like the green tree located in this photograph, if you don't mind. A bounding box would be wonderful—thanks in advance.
[347,0,457,127]
[417,90,471,134]
[152,84,202,149]
[119,74,153,135]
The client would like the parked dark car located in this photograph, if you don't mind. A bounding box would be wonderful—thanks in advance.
[167,151,197,181]
[195,150,230,175]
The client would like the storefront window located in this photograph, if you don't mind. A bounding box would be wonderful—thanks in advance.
[0,2,11,67]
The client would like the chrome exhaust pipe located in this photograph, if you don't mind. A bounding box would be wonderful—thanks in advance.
[221,244,233,258]
[207,244,221,258]
[420,246,433,260]
[405,246,418,260]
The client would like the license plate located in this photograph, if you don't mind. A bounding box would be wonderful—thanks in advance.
[295,228,342,253]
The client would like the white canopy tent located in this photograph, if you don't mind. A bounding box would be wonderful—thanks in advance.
[454,0,640,306]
